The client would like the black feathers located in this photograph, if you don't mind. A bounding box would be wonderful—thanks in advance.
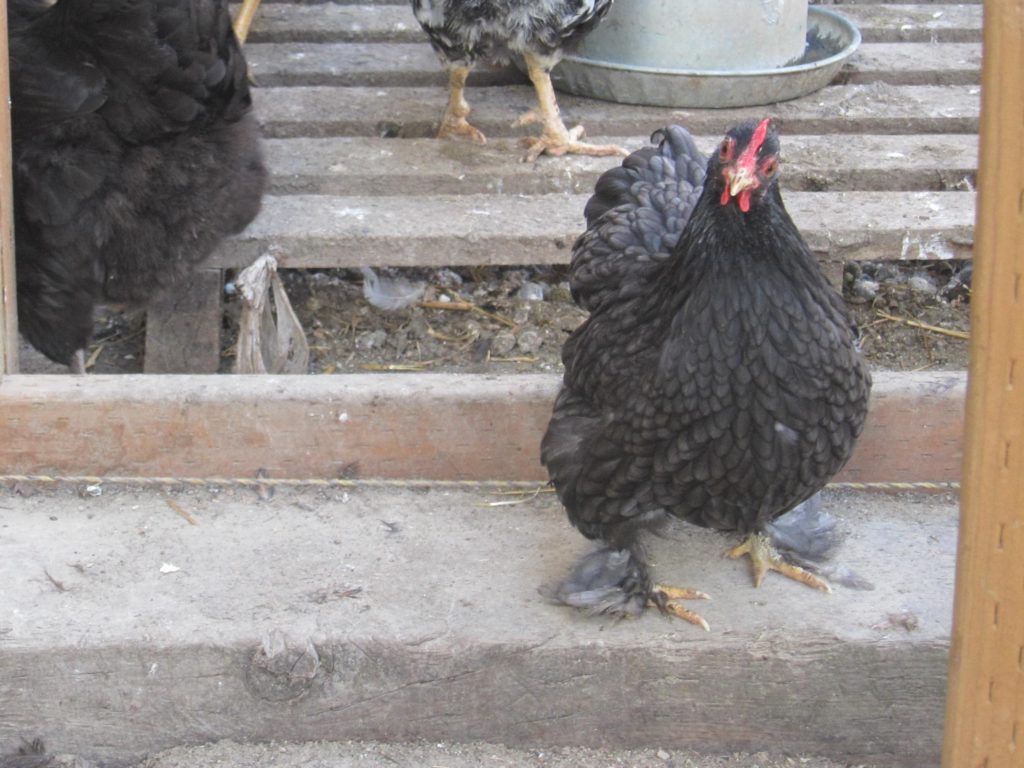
[9,0,267,366]
[542,122,871,617]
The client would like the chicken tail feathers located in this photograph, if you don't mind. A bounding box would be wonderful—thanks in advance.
[569,124,706,313]
[582,124,705,226]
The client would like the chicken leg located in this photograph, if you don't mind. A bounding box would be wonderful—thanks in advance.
[726,532,831,592]
[232,0,262,45]
[438,66,486,143]
[516,52,627,162]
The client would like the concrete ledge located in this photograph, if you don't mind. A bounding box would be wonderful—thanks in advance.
[0,372,964,482]
[0,486,956,766]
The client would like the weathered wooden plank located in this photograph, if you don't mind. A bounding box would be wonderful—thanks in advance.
[836,4,982,43]
[244,41,980,88]
[0,371,964,483]
[247,42,525,87]
[216,190,975,269]
[254,84,980,139]
[143,268,224,374]
[242,3,983,45]
[263,133,978,196]
[243,3,423,43]
[840,42,980,86]
[0,489,954,768]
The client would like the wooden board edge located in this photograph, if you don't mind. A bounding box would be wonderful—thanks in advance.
[0,371,964,484]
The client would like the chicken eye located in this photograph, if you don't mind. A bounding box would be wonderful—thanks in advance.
[762,158,778,176]
[719,139,733,161]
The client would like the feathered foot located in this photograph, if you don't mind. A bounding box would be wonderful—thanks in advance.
[518,53,628,162]
[438,65,486,143]
[546,546,711,630]
[727,532,832,592]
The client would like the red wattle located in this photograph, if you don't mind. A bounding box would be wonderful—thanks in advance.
[739,190,751,213]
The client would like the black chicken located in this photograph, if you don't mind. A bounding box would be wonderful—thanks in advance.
[541,121,871,629]
[411,0,627,161]
[9,0,267,372]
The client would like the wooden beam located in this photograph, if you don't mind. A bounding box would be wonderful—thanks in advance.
[0,372,963,484]
[0,0,18,374]
[143,268,223,373]
[942,1,1024,765]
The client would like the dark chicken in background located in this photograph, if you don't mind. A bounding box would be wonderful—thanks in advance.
[9,0,267,372]
[541,120,871,629]
[411,0,628,161]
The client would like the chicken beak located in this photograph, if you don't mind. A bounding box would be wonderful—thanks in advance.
[727,166,757,197]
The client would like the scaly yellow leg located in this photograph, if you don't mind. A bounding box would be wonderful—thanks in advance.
[437,66,486,143]
[726,533,831,592]
[233,0,262,45]
[518,52,628,162]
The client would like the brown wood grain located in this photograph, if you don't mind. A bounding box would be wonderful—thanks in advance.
[942,1,1024,765]
[143,268,224,374]
[0,372,963,484]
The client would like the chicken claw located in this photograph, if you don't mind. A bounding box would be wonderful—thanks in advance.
[649,583,712,631]
[518,52,628,162]
[521,129,629,162]
[727,533,831,592]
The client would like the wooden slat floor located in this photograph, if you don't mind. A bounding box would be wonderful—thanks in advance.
[147,0,982,371]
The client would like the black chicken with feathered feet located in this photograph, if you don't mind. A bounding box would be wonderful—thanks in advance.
[541,121,871,630]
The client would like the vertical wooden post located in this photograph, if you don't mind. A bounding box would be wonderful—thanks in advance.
[942,1,1024,766]
[0,0,18,374]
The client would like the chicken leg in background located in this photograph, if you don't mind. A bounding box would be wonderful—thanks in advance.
[541,121,871,630]
[233,0,262,44]
[9,0,267,372]
[412,0,628,160]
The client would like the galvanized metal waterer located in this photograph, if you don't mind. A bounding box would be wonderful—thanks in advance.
[551,0,861,108]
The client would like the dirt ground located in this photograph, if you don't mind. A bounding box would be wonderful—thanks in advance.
[39,258,969,376]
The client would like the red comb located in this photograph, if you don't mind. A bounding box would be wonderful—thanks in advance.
[736,118,772,172]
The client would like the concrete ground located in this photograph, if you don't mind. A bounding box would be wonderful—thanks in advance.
[0,484,957,767]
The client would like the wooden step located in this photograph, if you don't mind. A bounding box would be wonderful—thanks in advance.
[0,372,965,483]
[262,134,978,196]
[253,84,980,139]
[216,190,975,269]
[245,41,981,88]
[247,43,525,87]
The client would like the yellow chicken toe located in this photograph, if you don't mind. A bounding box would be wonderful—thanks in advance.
[726,533,831,592]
